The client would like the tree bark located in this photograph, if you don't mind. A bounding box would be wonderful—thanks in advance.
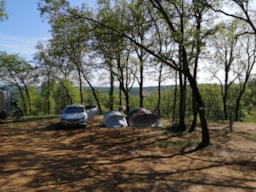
[182,46,210,148]
[186,71,210,148]
[178,70,186,130]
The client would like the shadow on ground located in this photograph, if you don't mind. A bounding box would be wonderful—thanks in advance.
[0,117,256,191]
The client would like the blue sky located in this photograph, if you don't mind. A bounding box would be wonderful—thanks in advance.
[0,0,96,61]
[0,0,215,86]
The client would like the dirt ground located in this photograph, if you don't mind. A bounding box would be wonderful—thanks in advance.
[0,116,256,192]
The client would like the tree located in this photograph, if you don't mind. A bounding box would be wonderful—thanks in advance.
[146,0,210,147]
[0,52,37,114]
[0,0,7,21]
[202,0,256,121]
[234,32,256,121]
[34,42,58,115]
[207,21,241,120]
[39,0,103,113]
[201,0,256,34]
[39,0,213,148]
[92,0,138,113]
[127,0,152,108]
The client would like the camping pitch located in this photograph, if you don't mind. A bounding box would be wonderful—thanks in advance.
[103,110,128,128]
[126,107,162,127]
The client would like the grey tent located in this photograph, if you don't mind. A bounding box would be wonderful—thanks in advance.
[126,107,162,127]
[103,110,128,128]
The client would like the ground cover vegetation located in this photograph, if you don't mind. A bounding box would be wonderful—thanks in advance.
[1,0,256,149]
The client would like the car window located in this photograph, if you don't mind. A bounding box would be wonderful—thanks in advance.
[85,105,96,110]
[64,106,84,113]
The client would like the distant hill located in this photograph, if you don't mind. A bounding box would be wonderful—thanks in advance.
[90,85,175,96]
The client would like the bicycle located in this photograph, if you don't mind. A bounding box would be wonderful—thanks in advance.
[14,107,23,121]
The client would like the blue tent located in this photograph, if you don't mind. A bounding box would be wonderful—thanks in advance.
[103,110,128,128]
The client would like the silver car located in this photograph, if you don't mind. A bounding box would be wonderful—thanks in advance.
[85,105,98,119]
[60,104,88,127]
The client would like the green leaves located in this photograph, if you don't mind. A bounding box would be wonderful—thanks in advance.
[0,0,7,21]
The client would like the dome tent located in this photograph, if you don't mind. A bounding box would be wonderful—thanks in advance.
[103,110,128,128]
[126,107,162,127]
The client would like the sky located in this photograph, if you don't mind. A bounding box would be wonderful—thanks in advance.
[0,0,96,61]
[0,0,216,86]
[0,0,177,87]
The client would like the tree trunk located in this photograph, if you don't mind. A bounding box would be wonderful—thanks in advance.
[234,86,245,121]
[188,91,197,133]
[223,94,228,120]
[182,46,210,148]
[178,70,186,130]
[139,61,144,108]
[86,80,102,114]
[17,85,27,115]
[119,83,122,107]
[124,90,130,114]
[156,63,163,116]
[22,82,32,114]
[78,71,83,104]
[47,77,50,115]
[80,71,102,114]
[187,71,210,148]
[109,69,114,111]
[172,71,178,123]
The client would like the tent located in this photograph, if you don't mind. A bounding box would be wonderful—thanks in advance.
[103,110,128,128]
[126,107,162,127]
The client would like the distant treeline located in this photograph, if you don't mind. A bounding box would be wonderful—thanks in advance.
[3,82,256,123]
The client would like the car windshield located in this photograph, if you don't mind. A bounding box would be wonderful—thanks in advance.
[64,106,84,113]
[85,105,96,110]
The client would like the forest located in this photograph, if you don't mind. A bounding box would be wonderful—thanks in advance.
[1,0,256,148]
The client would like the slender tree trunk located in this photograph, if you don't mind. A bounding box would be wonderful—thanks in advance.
[118,84,130,114]
[22,82,32,114]
[156,63,163,116]
[78,71,83,104]
[182,46,210,148]
[119,83,122,107]
[124,90,130,114]
[189,93,198,132]
[223,92,228,120]
[189,6,201,133]
[138,44,144,108]
[139,59,144,108]
[62,83,73,105]
[234,85,245,121]
[47,77,50,115]
[86,80,102,114]
[172,71,178,123]
[110,69,114,111]
[17,85,27,115]
[80,71,102,114]
[178,70,186,130]
[187,71,210,148]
